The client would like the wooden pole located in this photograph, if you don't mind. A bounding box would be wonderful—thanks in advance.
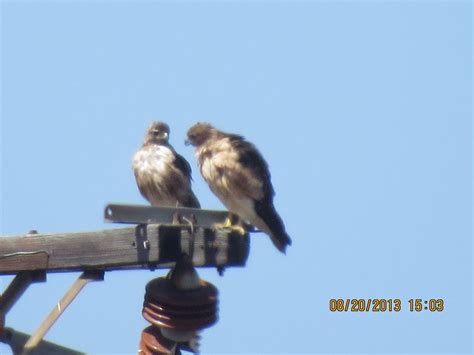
[0,225,249,275]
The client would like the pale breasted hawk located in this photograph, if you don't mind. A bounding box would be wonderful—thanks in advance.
[186,122,291,253]
[133,122,200,208]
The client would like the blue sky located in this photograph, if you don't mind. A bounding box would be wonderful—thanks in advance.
[1,1,471,354]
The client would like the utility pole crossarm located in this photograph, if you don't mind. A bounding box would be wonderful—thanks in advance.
[0,205,250,354]
[0,224,249,276]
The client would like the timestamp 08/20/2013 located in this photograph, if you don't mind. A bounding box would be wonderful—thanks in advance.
[329,299,444,313]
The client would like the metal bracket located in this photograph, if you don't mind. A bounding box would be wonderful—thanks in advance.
[21,270,104,354]
[0,272,46,316]
[104,204,229,227]
[0,271,47,338]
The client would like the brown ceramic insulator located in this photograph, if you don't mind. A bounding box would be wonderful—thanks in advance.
[138,326,175,355]
[142,306,217,330]
[142,277,218,331]
[144,298,217,318]
[145,278,218,307]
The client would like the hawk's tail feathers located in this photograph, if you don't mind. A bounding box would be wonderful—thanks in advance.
[180,191,201,209]
[271,231,292,254]
[254,199,292,254]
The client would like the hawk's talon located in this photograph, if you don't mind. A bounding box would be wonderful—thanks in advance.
[229,225,246,235]
[211,216,246,235]
[211,216,233,231]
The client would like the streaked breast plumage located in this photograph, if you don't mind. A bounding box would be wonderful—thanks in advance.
[133,122,200,208]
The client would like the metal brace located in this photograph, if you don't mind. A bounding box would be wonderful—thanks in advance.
[21,270,104,354]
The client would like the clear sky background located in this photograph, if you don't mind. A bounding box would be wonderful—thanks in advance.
[0,1,471,354]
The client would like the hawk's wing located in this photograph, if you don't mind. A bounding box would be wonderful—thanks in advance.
[226,134,291,252]
[173,151,193,181]
[227,134,274,198]
[172,151,200,208]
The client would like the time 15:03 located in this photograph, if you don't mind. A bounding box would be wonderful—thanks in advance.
[408,299,444,312]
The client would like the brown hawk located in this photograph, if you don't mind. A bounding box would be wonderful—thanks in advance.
[133,122,200,208]
[186,122,291,253]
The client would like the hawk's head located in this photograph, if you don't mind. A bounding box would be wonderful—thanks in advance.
[185,122,216,147]
[144,121,170,145]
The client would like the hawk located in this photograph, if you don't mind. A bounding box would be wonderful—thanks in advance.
[133,122,200,208]
[185,122,291,253]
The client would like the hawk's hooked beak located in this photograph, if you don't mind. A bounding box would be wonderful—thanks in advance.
[184,139,191,146]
